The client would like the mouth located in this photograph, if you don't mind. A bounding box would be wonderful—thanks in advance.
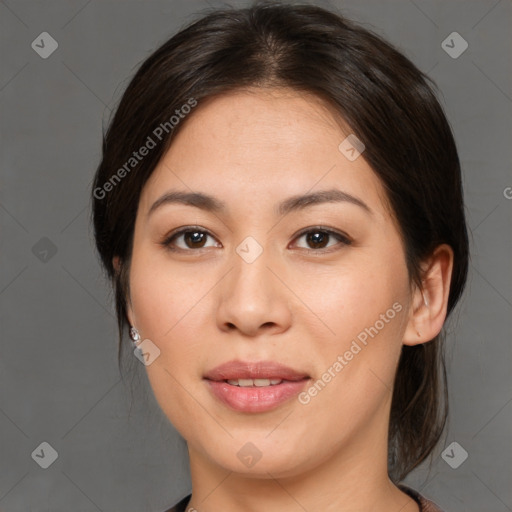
[204,359,310,382]
[224,378,289,387]
[204,360,310,413]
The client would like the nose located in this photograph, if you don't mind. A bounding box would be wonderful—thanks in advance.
[216,248,292,338]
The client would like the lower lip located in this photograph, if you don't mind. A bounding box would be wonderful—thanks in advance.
[206,379,309,413]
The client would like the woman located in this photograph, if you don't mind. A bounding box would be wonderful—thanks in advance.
[92,2,469,511]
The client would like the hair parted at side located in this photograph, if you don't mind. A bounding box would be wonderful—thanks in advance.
[91,0,469,483]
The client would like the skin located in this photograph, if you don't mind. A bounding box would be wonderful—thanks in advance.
[119,88,454,512]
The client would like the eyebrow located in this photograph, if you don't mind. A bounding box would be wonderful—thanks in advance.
[147,188,372,218]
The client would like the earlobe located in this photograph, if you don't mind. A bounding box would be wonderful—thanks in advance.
[403,244,454,346]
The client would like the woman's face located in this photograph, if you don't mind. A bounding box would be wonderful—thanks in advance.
[126,88,415,477]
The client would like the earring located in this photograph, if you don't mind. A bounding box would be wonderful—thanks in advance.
[129,326,141,346]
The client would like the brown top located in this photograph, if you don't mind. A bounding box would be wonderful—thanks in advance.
[398,484,445,512]
[165,484,445,512]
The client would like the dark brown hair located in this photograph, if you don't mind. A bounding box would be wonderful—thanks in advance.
[91,0,469,483]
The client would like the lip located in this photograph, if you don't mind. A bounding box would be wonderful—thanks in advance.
[204,360,310,413]
[204,359,309,381]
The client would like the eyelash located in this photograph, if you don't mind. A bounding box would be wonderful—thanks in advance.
[160,225,352,254]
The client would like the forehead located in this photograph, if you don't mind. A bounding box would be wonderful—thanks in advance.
[169,88,347,161]
[139,88,390,220]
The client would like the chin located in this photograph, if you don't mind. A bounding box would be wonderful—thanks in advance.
[198,434,321,479]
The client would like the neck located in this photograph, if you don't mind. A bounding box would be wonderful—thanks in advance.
[184,405,419,512]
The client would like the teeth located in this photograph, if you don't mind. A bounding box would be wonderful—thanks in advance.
[226,378,283,387]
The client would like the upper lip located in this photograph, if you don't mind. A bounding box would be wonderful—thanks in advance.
[204,360,309,382]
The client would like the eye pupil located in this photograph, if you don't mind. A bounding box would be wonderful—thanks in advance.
[307,231,328,248]
[185,231,206,248]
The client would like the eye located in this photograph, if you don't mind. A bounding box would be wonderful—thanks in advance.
[161,226,351,253]
[292,227,352,251]
[161,227,221,251]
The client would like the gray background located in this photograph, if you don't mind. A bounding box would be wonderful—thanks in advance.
[0,0,510,511]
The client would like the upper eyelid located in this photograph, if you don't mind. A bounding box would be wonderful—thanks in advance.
[293,226,351,241]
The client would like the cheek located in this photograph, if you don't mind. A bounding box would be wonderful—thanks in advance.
[302,254,408,342]
[128,248,203,340]
[127,247,215,415]
[300,252,410,402]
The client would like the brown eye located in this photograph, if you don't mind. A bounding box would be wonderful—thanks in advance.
[306,231,329,249]
[183,231,207,248]
[293,228,352,251]
[162,228,220,251]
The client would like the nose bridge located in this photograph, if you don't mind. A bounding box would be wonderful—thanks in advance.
[215,237,291,335]
[228,239,276,305]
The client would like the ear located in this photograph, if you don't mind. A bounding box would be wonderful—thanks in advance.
[403,244,454,346]
[112,256,136,327]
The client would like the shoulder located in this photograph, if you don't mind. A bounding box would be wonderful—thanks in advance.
[398,484,446,512]
[162,494,192,512]
[163,488,445,512]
